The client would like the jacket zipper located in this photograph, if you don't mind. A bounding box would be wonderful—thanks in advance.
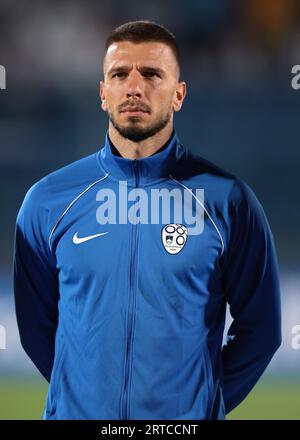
[121,159,140,419]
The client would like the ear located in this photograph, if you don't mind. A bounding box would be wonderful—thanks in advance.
[173,81,187,112]
[100,80,107,111]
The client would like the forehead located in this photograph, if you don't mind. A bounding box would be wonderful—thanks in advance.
[103,41,178,74]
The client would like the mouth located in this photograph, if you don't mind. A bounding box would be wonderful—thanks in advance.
[120,107,149,116]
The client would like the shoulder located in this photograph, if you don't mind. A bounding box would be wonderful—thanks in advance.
[29,151,103,197]
[174,148,242,204]
[174,147,269,246]
[17,151,104,229]
[177,148,263,207]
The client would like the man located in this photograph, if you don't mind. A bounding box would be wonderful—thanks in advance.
[13,20,281,420]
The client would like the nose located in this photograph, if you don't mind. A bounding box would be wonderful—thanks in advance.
[126,71,143,98]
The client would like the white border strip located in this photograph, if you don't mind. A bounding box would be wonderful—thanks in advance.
[169,174,225,264]
[48,173,109,252]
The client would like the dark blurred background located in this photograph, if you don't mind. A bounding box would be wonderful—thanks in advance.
[0,0,299,419]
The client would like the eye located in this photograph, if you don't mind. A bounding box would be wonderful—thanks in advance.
[112,72,127,78]
[143,71,160,78]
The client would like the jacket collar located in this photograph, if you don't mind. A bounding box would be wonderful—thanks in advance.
[98,129,186,186]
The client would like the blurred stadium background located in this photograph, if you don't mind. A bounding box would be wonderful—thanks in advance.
[0,0,299,419]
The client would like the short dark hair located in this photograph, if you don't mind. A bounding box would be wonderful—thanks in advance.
[104,20,180,73]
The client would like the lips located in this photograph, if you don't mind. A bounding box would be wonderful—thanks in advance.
[121,107,148,113]
[120,102,150,115]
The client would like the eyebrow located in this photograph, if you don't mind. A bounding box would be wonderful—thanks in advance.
[107,65,166,77]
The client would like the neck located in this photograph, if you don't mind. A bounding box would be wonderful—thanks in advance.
[108,121,174,159]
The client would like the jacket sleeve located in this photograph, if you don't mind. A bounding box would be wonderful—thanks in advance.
[220,179,282,414]
[13,182,59,382]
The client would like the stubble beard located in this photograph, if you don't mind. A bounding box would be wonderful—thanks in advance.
[107,109,172,142]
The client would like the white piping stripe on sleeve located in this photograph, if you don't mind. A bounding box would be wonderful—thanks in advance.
[48,173,109,252]
[169,174,225,260]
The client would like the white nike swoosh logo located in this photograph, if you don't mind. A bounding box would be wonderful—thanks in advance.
[73,231,108,244]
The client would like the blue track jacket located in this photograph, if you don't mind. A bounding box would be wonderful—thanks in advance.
[13,129,282,420]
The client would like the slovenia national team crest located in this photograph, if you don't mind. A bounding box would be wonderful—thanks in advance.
[161,224,188,255]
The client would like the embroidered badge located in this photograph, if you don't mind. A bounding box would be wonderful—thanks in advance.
[161,224,187,254]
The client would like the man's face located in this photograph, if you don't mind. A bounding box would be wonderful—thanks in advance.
[100,41,186,142]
